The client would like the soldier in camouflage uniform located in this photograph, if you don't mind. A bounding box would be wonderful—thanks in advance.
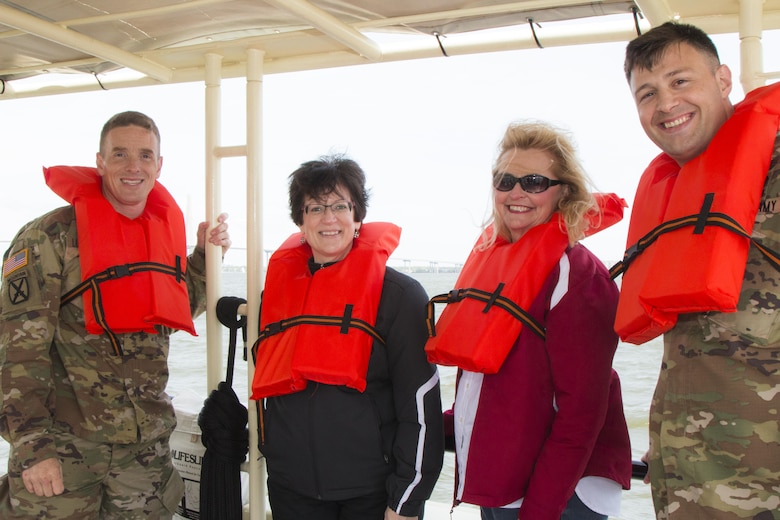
[623,23,780,520]
[0,111,231,519]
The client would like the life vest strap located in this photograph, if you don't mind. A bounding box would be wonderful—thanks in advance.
[251,308,386,362]
[88,277,123,356]
[60,257,186,356]
[693,193,715,234]
[608,194,780,279]
[426,287,546,340]
[483,283,505,313]
[751,240,780,272]
[62,259,185,306]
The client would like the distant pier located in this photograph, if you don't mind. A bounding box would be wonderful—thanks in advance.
[205,247,463,274]
[391,259,462,274]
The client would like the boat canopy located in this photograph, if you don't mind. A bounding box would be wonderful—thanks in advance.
[2,0,780,99]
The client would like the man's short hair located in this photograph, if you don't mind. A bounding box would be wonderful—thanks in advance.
[624,22,720,82]
[99,111,161,155]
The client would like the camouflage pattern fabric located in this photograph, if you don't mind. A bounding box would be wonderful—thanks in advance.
[0,205,207,517]
[0,430,183,519]
[647,133,780,520]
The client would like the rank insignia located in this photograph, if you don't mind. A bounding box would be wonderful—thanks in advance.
[3,249,28,278]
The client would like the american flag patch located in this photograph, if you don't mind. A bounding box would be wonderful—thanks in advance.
[3,249,28,278]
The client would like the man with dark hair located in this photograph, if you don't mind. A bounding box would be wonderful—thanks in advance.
[0,111,231,518]
[619,22,780,519]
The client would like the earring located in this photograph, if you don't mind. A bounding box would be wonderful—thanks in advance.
[300,235,306,244]
[354,229,360,239]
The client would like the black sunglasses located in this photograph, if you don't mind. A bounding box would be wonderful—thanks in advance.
[493,173,563,193]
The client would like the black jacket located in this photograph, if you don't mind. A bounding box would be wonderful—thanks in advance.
[260,267,444,517]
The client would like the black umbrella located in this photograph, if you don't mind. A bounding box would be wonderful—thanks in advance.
[198,296,249,520]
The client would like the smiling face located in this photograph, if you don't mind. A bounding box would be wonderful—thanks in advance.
[299,185,359,264]
[629,42,733,166]
[494,148,563,242]
[96,125,162,218]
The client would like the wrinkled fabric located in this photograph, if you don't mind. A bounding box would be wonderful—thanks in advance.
[0,204,207,517]
[647,134,780,520]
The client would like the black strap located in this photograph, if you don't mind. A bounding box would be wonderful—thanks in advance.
[88,277,122,356]
[693,193,715,234]
[250,305,385,363]
[609,194,780,279]
[216,296,248,386]
[425,284,546,340]
[60,257,186,356]
[61,259,185,305]
[750,239,780,271]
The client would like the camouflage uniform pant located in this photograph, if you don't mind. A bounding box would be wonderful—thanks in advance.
[0,430,184,519]
[647,314,780,520]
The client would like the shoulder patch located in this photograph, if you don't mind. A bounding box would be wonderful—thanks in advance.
[3,249,28,278]
[7,275,29,305]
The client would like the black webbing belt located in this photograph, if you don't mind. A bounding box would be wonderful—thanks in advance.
[251,304,385,363]
[60,257,185,356]
[426,283,546,340]
[609,193,780,279]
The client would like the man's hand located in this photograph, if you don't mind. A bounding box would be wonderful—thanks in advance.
[22,457,64,497]
[196,212,231,256]
[641,450,651,484]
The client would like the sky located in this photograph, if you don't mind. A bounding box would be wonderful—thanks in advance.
[2,29,779,268]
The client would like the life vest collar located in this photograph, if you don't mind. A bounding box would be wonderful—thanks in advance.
[45,165,195,354]
[425,193,625,373]
[251,222,399,399]
[614,82,780,344]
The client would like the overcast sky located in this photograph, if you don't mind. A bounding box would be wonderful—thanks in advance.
[2,30,779,267]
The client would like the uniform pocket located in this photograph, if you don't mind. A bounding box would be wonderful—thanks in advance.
[703,305,780,347]
[160,463,185,514]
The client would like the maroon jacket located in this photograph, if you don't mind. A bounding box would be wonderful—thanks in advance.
[444,244,632,519]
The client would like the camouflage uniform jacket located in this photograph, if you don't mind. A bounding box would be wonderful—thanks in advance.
[0,205,208,471]
[648,133,780,519]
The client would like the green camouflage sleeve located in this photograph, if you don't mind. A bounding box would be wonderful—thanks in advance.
[650,134,780,519]
[705,132,780,346]
[0,208,74,469]
[186,248,208,320]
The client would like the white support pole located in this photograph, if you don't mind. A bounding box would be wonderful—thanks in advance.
[245,47,267,520]
[205,53,224,393]
[739,0,765,92]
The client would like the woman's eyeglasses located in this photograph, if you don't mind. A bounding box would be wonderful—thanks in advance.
[303,200,353,216]
[493,173,563,194]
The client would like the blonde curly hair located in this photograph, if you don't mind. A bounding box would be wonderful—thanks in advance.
[483,121,598,248]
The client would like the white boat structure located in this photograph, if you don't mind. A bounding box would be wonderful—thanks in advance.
[2,1,780,519]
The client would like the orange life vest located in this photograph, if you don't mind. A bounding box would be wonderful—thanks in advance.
[45,166,195,353]
[615,83,780,344]
[250,222,400,399]
[425,193,625,373]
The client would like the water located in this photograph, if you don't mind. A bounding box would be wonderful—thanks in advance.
[0,269,660,519]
